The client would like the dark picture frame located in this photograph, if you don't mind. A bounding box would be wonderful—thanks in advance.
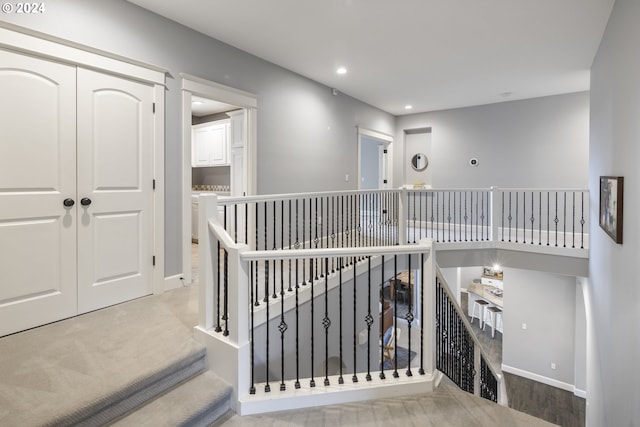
[599,176,624,244]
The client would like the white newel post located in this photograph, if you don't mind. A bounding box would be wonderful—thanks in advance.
[421,238,436,376]
[195,193,251,411]
[198,194,217,330]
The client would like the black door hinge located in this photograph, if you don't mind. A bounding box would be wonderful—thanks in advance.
[383,179,388,184]
[153,179,156,190]
[152,256,156,266]
[383,149,388,154]
[152,103,156,113]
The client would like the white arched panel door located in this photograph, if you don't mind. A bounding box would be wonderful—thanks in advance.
[76,68,154,313]
[0,49,77,336]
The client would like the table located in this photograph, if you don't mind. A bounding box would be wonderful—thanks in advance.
[390,271,415,305]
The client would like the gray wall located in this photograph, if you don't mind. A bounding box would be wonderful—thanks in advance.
[1,0,393,276]
[588,0,640,424]
[394,92,589,188]
[502,268,577,387]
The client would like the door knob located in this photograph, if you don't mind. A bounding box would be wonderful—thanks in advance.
[80,197,92,206]
[63,198,75,207]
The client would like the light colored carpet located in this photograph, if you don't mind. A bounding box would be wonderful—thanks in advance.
[0,284,203,426]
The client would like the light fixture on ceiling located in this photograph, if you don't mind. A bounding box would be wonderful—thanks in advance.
[336,67,347,75]
[404,105,413,110]
[192,100,204,105]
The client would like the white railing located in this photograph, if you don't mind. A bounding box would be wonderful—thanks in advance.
[213,187,589,258]
[194,187,588,414]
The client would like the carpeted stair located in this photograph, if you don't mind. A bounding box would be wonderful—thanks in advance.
[112,371,232,427]
[0,286,232,426]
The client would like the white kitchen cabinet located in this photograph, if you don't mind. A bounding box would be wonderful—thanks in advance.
[192,120,230,167]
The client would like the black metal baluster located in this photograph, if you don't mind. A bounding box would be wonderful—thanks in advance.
[365,256,373,381]
[215,237,222,332]
[310,259,315,388]
[314,197,319,280]
[501,192,505,242]
[234,204,238,243]
[254,203,260,306]
[264,259,270,392]
[563,192,567,248]
[380,255,386,380]
[554,192,559,247]
[288,200,293,292]
[393,254,399,378]
[413,191,417,243]
[547,192,550,246]
[572,192,576,249]
[295,250,301,389]
[279,252,287,391]
[419,253,425,375]
[447,191,451,242]
[430,191,435,240]
[250,261,256,394]
[465,192,469,242]
[508,192,512,242]
[522,191,526,244]
[405,253,413,377]
[353,256,358,383]
[223,249,229,336]
[538,192,542,245]
[339,257,344,384]
[515,192,519,243]
[324,257,331,386]
[245,202,248,245]
[581,192,585,249]
[302,199,307,285]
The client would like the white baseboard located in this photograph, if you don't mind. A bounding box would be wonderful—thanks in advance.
[573,387,587,399]
[164,274,186,291]
[501,364,576,394]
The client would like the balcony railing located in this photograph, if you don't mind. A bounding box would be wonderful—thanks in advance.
[215,187,589,256]
[196,187,587,415]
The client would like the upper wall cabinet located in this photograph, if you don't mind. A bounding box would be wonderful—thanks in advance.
[192,120,230,167]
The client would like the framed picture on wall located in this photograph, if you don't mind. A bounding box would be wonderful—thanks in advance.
[599,176,624,244]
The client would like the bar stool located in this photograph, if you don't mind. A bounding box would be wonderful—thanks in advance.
[483,306,503,338]
[470,299,489,328]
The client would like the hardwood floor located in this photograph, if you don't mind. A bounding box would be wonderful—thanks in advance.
[461,291,586,427]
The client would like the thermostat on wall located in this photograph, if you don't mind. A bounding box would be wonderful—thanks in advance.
[469,158,479,167]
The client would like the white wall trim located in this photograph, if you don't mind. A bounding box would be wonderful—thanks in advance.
[357,126,393,142]
[0,22,167,85]
[574,387,587,399]
[152,84,166,294]
[501,364,575,394]
[164,274,186,292]
[181,75,258,285]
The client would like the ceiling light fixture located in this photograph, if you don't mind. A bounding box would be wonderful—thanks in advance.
[336,67,347,75]
[405,105,413,110]
[192,100,204,105]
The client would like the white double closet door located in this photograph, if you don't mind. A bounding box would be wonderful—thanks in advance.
[0,49,154,336]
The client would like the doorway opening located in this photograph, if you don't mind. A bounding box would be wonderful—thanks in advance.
[357,127,393,190]
[181,75,257,286]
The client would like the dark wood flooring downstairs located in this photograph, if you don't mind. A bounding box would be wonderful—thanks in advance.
[461,292,585,427]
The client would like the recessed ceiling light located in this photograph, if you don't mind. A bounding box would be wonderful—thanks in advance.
[405,105,413,110]
[192,100,204,105]
[336,67,347,75]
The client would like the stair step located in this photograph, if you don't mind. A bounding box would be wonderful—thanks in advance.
[112,371,232,427]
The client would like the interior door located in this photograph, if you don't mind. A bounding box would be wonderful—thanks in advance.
[0,49,78,336]
[76,68,154,313]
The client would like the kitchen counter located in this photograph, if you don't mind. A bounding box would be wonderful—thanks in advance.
[467,282,503,308]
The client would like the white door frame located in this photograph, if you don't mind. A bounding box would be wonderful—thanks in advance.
[181,74,257,285]
[357,127,393,190]
[0,22,167,297]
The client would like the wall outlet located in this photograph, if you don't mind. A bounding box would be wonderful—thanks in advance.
[522,323,527,330]
[345,173,349,182]
[551,363,556,370]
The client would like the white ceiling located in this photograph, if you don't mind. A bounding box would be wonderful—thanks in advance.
[128,0,614,116]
